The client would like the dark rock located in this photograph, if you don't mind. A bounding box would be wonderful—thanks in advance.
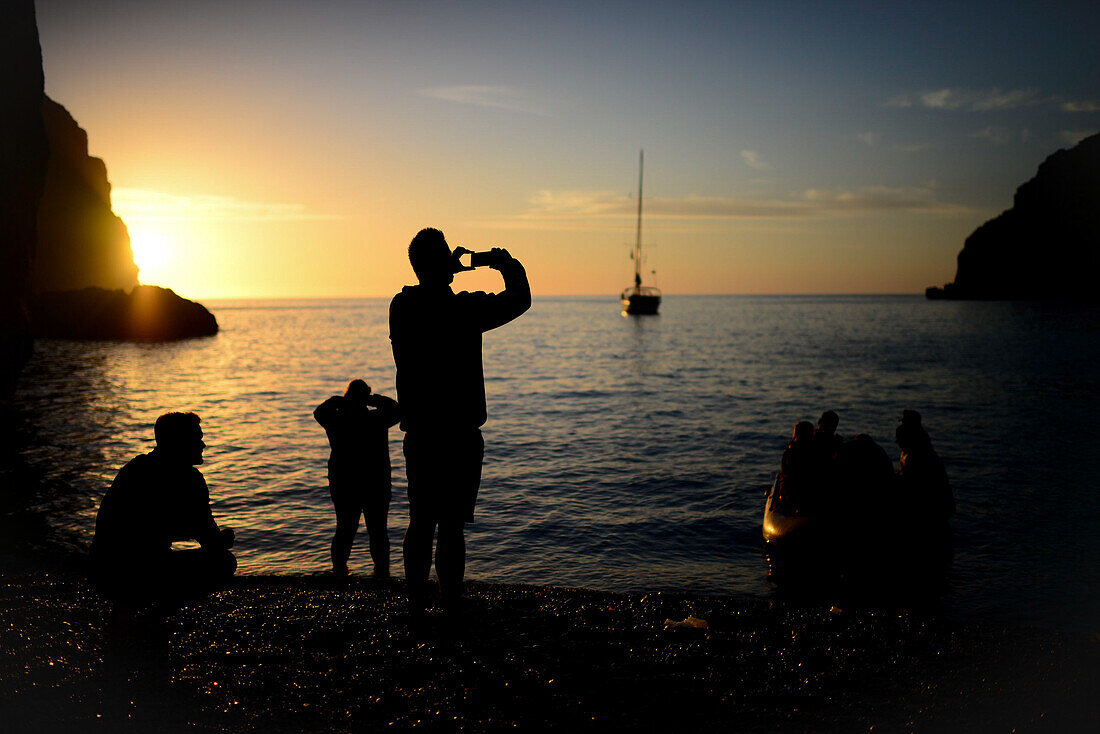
[0,1,48,399]
[34,97,139,294]
[32,286,218,341]
[928,133,1100,300]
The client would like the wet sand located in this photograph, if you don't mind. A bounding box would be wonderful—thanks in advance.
[1,551,1097,733]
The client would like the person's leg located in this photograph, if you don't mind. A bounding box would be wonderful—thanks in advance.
[403,510,435,610]
[403,432,438,614]
[329,480,361,575]
[365,489,391,578]
[435,519,466,605]
[436,430,483,607]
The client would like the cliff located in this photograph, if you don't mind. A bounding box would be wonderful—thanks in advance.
[927,133,1100,300]
[34,97,139,294]
[0,1,49,400]
[31,98,217,340]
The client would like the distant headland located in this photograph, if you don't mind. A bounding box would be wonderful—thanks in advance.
[927,132,1100,301]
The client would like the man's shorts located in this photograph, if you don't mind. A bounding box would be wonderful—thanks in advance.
[403,429,484,523]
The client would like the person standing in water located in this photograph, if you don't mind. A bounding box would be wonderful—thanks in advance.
[314,379,400,578]
[896,409,954,519]
[390,227,530,617]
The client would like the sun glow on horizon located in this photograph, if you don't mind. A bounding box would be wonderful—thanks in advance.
[125,222,179,287]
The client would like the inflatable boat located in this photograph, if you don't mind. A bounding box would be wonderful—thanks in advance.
[761,475,953,587]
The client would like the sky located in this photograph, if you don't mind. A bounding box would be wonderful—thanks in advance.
[35,0,1100,299]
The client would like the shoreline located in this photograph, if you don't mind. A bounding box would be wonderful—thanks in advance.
[2,548,1097,732]
[2,409,1098,732]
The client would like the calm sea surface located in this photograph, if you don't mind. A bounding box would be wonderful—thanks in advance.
[14,296,1100,629]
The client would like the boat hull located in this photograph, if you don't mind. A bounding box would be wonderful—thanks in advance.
[761,477,952,587]
[621,287,661,315]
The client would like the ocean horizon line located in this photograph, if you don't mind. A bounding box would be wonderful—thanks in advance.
[197,292,924,304]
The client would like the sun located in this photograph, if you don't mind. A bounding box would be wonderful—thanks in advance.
[127,224,174,283]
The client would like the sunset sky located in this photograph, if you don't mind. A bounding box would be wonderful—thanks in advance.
[35,0,1100,299]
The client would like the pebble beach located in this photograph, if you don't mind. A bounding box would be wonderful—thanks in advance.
[2,550,1097,733]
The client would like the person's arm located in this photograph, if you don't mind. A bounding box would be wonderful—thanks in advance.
[366,393,401,428]
[313,395,343,428]
[195,474,233,550]
[469,249,531,332]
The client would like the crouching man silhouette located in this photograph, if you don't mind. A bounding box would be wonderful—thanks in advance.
[91,412,236,622]
[390,228,530,618]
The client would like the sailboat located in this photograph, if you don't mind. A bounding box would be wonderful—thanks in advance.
[620,150,661,315]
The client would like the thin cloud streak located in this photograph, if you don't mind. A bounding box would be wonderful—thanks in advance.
[113,188,341,222]
[740,150,770,170]
[1061,100,1100,112]
[476,186,970,230]
[886,87,1041,111]
[420,85,547,115]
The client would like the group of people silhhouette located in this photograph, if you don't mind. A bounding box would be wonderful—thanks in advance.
[90,227,951,624]
[90,228,529,625]
[773,409,954,523]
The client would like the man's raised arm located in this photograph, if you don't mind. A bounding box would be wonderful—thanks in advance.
[475,249,531,332]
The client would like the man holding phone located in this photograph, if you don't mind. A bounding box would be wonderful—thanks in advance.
[389,227,531,619]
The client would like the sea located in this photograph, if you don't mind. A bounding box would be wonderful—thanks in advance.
[13,295,1100,630]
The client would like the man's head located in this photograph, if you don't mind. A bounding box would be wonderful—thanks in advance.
[792,421,815,444]
[154,412,204,465]
[818,410,839,435]
[408,227,455,286]
[345,379,371,403]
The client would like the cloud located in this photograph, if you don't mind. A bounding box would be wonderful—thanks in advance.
[1060,100,1100,112]
[476,185,968,229]
[886,87,1040,111]
[420,85,546,115]
[1059,130,1096,145]
[740,149,770,170]
[856,131,880,146]
[112,188,340,222]
[969,126,1014,145]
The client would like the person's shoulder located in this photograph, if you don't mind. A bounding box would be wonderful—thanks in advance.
[118,451,155,475]
[108,452,156,493]
[390,286,419,311]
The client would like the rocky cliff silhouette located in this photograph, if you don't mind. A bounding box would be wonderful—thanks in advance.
[0,0,48,400]
[32,285,217,341]
[34,97,139,294]
[31,98,217,341]
[928,133,1100,300]
[1,4,215,361]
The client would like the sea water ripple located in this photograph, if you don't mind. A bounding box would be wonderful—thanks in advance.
[13,295,1100,629]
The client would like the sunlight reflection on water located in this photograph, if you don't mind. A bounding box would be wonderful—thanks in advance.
[15,295,1100,628]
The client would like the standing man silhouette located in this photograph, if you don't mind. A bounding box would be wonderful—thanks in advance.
[390,228,530,617]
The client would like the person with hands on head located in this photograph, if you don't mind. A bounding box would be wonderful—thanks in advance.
[314,379,400,578]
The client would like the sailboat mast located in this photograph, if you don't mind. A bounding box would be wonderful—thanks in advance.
[634,149,644,285]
